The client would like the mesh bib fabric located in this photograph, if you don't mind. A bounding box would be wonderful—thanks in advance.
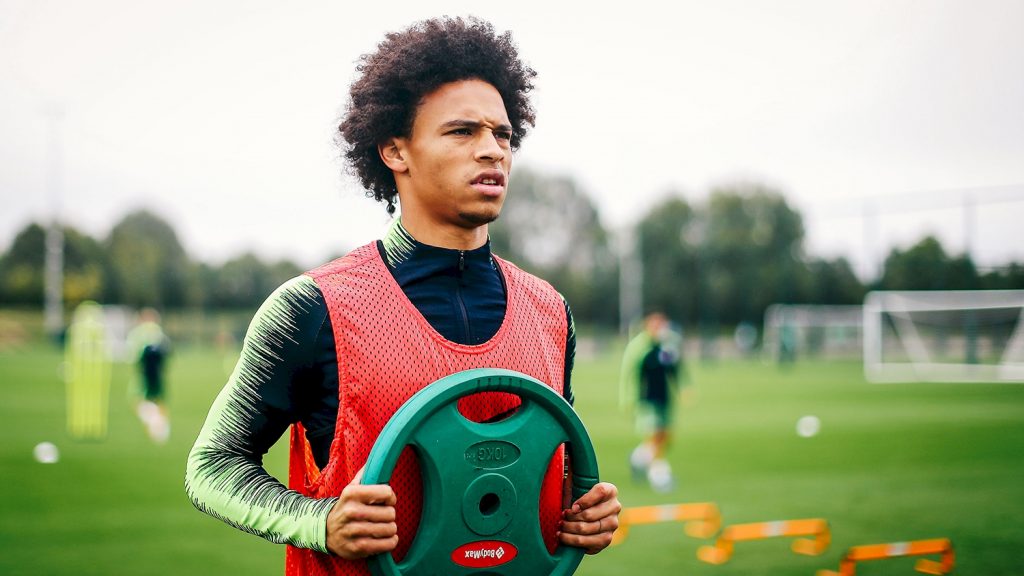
[286,243,568,576]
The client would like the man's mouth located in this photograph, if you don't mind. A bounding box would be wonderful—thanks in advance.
[472,171,506,187]
[471,171,506,196]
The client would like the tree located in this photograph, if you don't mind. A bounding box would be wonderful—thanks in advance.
[980,263,1024,290]
[702,184,807,325]
[490,167,618,327]
[636,196,698,324]
[0,223,46,306]
[62,227,106,307]
[633,185,813,331]
[0,222,107,307]
[104,210,191,308]
[204,253,303,309]
[879,236,980,291]
[804,257,865,305]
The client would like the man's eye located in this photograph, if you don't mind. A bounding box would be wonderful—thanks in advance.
[494,131,513,141]
[449,128,473,136]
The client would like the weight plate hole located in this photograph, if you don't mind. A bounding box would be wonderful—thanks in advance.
[479,492,501,516]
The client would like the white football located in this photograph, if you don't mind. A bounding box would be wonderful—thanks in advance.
[33,441,60,464]
[796,415,821,438]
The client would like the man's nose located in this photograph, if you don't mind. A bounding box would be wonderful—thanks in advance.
[475,130,506,163]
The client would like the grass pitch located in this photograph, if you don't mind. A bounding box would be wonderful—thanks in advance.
[1,338,1022,575]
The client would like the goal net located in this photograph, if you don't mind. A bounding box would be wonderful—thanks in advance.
[863,290,1024,383]
[762,304,864,362]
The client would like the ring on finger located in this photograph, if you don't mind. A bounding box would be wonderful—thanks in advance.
[597,517,604,534]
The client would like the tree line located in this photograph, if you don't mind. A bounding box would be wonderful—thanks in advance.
[491,171,1024,329]
[0,210,303,311]
[3,169,1023,331]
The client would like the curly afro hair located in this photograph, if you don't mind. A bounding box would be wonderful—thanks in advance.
[339,16,537,214]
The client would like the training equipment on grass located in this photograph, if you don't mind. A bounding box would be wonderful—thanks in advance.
[816,537,954,576]
[611,502,721,546]
[361,368,599,576]
[697,518,830,564]
[65,301,111,440]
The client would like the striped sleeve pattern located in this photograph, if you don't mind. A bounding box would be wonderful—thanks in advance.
[561,293,576,406]
[184,275,336,553]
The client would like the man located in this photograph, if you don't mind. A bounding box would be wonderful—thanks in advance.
[185,16,620,575]
[128,307,170,443]
[620,312,683,492]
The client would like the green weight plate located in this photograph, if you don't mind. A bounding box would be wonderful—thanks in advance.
[362,368,599,576]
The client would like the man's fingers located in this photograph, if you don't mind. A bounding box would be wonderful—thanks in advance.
[563,496,620,523]
[340,520,398,540]
[359,535,400,556]
[557,527,614,555]
[326,499,399,559]
[567,482,617,514]
[560,514,618,537]
[559,519,596,536]
[339,502,397,524]
[557,481,621,556]
[339,534,400,559]
[341,483,397,507]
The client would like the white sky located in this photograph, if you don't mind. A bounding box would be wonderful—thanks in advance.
[2,0,1022,278]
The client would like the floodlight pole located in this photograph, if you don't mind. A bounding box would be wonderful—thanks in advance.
[863,200,879,282]
[963,192,975,264]
[618,224,642,337]
[44,106,65,339]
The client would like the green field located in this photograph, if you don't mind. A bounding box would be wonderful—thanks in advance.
[1,336,1022,575]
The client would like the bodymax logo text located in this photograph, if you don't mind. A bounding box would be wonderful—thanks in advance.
[465,545,505,560]
[451,540,518,568]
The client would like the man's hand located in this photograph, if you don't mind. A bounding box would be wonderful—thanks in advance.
[325,469,399,559]
[557,482,621,554]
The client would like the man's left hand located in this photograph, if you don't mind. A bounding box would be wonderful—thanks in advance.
[557,482,621,554]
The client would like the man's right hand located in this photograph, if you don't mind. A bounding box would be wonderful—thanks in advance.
[325,469,399,559]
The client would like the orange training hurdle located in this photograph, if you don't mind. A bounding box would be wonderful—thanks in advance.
[611,503,721,546]
[697,518,830,564]
[817,538,954,576]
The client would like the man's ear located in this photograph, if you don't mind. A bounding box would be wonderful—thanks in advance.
[378,138,409,174]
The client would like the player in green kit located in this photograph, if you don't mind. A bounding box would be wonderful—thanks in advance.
[128,308,170,443]
[621,312,684,492]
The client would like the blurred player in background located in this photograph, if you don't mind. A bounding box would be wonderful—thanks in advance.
[128,307,170,443]
[621,312,685,492]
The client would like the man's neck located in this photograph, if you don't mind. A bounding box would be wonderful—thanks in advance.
[380,218,496,275]
[382,217,491,264]
[398,213,488,251]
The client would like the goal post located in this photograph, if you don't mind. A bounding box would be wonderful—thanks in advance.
[863,290,1024,383]
[762,304,864,362]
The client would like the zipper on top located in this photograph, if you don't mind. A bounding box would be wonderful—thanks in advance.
[455,250,471,341]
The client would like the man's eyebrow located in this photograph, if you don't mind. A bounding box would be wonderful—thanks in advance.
[440,119,514,132]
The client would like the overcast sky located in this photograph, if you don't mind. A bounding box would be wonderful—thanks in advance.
[2,0,1022,278]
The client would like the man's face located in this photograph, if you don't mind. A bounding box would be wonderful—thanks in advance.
[389,79,513,233]
[645,314,668,337]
